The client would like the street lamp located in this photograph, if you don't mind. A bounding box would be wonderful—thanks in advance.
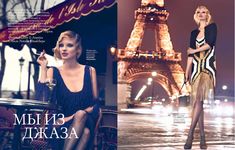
[109,46,118,84]
[18,57,25,99]
[151,71,157,108]
[110,46,116,56]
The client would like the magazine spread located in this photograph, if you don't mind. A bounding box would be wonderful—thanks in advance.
[0,0,234,150]
[0,0,117,149]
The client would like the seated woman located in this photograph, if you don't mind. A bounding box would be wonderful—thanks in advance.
[36,30,99,150]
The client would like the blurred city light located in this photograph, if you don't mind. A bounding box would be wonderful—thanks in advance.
[152,71,157,77]
[148,77,153,82]
[135,85,147,100]
[214,100,220,105]
[222,85,228,90]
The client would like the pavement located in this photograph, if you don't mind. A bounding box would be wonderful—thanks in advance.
[118,107,235,150]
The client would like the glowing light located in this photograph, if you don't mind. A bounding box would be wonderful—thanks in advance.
[215,100,220,105]
[222,85,228,90]
[224,106,234,116]
[152,71,157,77]
[165,106,173,114]
[148,77,153,82]
[152,105,163,112]
[110,46,116,55]
[135,85,147,100]
[178,107,189,114]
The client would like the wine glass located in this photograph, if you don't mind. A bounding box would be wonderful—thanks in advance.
[45,78,57,103]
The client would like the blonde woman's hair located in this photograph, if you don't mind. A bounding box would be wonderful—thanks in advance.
[53,30,82,60]
[193,5,213,26]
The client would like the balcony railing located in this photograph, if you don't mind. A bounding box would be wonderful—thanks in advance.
[117,49,181,62]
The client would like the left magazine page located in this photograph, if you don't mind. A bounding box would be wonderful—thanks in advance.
[0,0,117,149]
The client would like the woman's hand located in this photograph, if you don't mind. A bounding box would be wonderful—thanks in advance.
[54,115,74,127]
[187,48,196,55]
[85,106,93,113]
[184,72,190,84]
[37,50,48,68]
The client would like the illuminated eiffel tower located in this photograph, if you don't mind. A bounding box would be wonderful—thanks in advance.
[117,0,189,109]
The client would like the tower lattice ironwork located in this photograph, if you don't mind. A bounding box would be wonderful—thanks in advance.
[117,0,189,109]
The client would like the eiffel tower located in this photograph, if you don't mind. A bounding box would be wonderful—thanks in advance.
[117,0,189,109]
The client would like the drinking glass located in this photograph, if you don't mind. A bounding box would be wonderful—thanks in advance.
[45,78,56,103]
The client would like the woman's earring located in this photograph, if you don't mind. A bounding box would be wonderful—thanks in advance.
[76,52,80,59]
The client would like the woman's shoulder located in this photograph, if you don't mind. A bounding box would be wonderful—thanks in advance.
[190,28,199,36]
[48,66,61,78]
[205,22,217,30]
[80,64,95,71]
[48,66,60,72]
[206,22,217,27]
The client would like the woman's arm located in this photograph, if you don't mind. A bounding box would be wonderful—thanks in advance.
[185,56,193,83]
[90,67,98,99]
[188,23,217,55]
[187,44,211,55]
[37,51,53,82]
[84,66,98,113]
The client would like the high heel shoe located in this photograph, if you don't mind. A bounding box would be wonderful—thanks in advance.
[184,135,193,149]
[200,136,207,149]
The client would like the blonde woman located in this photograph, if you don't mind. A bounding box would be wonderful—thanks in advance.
[184,6,217,149]
[37,31,99,150]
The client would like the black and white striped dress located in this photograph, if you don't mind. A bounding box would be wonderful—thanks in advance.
[191,37,216,85]
[190,37,216,102]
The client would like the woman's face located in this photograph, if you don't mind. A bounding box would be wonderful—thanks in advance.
[196,8,208,21]
[58,36,80,60]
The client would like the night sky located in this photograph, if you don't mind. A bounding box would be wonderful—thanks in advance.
[118,0,234,98]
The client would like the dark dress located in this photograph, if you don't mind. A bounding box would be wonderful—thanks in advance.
[36,65,99,150]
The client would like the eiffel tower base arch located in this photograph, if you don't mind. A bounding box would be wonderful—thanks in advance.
[118,80,131,110]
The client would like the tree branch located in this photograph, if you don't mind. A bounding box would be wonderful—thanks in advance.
[6,1,22,13]
[10,9,20,22]
[33,0,38,14]
[26,0,33,15]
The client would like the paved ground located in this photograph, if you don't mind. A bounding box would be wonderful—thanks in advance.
[118,107,235,150]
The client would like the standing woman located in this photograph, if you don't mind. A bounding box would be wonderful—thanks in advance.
[184,6,217,149]
[36,30,99,150]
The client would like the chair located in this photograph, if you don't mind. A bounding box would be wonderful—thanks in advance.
[0,107,42,149]
[97,109,117,150]
[0,107,15,149]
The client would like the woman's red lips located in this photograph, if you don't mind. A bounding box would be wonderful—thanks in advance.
[61,53,68,57]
